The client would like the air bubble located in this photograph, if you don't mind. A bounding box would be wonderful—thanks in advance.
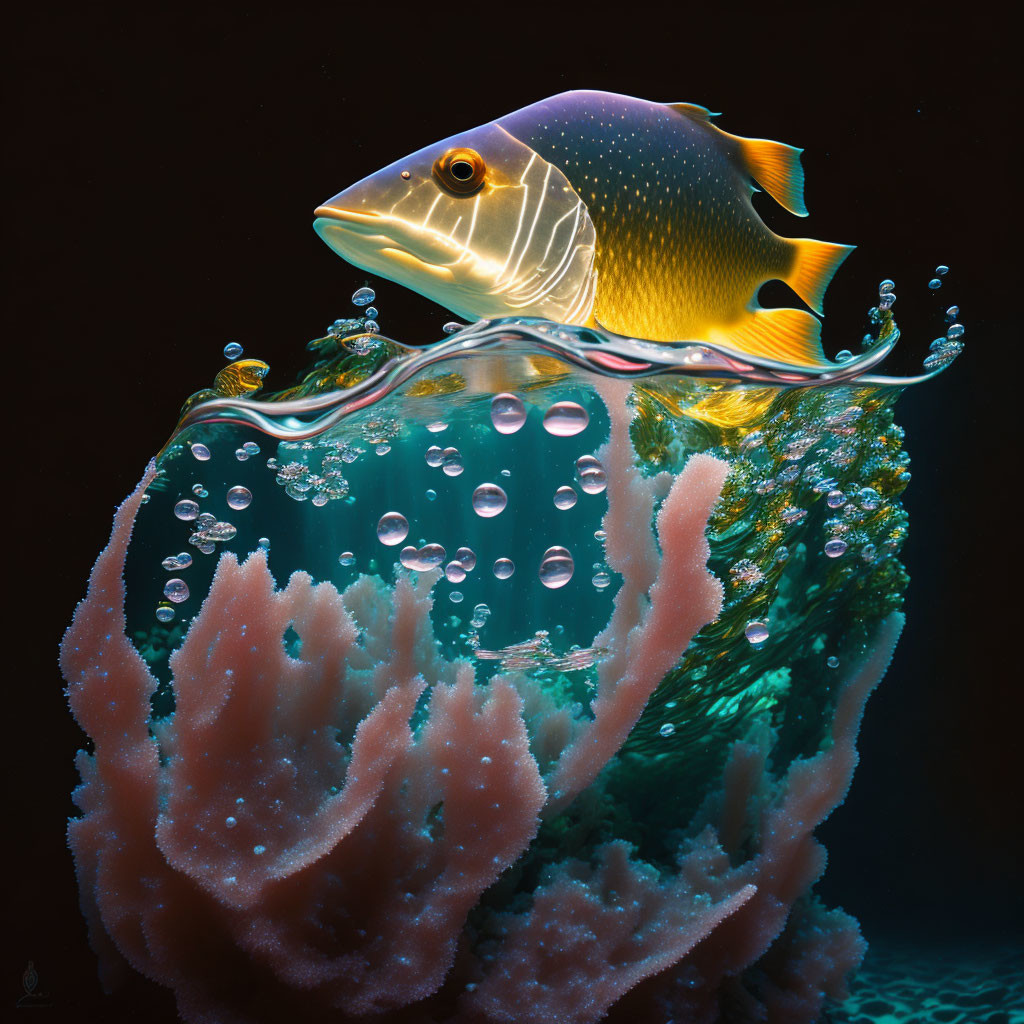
[155,604,175,623]
[745,621,769,645]
[426,489,437,501]
[339,551,355,566]
[174,499,200,521]
[425,445,444,467]
[456,546,476,571]
[935,265,949,276]
[352,286,375,306]
[554,486,577,510]
[441,449,464,476]
[376,512,409,546]
[223,342,244,360]
[190,443,211,461]
[592,571,611,589]
[542,401,589,437]
[659,723,675,738]
[227,486,252,510]
[928,278,942,290]
[426,421,448,433]
[490,393,527,435]
[824,538,848,558]
[539,546,574,589]
[442,322,463,334]
[827,655,840,668]
[946,323,965,340]
[449,591,464,604]
[493,558,515,579]
[164,579,190,603]
[472,483,507,518]
[445,561,467,583]
[364,306,378,319]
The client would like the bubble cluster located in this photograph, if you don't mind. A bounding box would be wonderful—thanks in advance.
[161,552,193,571]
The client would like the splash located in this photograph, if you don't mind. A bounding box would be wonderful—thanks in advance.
[63,273,958,1023]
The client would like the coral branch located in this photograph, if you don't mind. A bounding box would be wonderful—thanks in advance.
[545,451,728,813]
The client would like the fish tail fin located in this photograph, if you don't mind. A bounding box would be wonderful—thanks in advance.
[784,237,855,315]
[730,135,809,216]
[708,307,830,368]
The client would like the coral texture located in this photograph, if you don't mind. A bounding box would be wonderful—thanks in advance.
[63,446,899,1023]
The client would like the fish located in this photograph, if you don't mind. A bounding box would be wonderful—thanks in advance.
[314,90,853,368]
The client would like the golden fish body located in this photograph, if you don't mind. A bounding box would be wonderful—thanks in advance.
[314,91,851,368]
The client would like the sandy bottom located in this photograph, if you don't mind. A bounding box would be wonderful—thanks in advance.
[828,940,1023,1024]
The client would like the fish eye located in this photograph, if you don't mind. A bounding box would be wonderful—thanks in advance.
[433,147,486,196]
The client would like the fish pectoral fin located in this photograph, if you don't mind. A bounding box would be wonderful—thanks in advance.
[784,237,856,315]
[707,307,831,368]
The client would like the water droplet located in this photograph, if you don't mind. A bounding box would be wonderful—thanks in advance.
[227,486,252,510]
[824,538,848,558]
[155,604,175,623]
[425,488,437,501]
[592,571,611,590]
[659,723,675,738]
[928,278,942,290]
[472,483,507,518]
[539,546,574,589]
[456,546,476,571]
[339,551,355,566]
[745,621,769,645]
[490,393,527,435]
[191,443,211,461]
[164,579,190,603]
[543,401,589,437]
[225,816,237,828]
[554,486,577,510]
[223,342,244,360]
[442,321,463,334]
[174,499,200,521]
[445,561,467,583]
[935,264,949,276]
[827,655,840,668]
[376,512,409,546]
[352,286,375,306]
[493,558,515,579]
[449,591,464,604]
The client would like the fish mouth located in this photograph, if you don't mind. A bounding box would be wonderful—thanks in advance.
[314,206,458,284]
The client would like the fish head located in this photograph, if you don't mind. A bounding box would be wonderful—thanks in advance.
[314,122,596,325]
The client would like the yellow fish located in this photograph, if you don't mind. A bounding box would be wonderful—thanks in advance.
[314,90,853,368]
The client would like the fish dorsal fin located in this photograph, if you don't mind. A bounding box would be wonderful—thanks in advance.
[667,102,720,122]
[720,130,809,217]
[666,104,809,217]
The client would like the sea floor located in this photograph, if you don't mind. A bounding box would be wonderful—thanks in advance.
[828,939,1023,1024]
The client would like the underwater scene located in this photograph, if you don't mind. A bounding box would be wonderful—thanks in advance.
[55,87,1014,1024]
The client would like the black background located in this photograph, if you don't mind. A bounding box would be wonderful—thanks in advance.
[6,5,1019,1020]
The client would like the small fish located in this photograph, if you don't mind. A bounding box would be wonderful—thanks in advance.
[314,90,853,368]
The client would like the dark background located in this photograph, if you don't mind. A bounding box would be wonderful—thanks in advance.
[6,6,1018,1020]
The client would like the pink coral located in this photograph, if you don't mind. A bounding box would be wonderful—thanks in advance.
[63,448,899,1023]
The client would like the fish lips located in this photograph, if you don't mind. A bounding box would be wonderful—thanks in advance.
[313,206,457,284]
